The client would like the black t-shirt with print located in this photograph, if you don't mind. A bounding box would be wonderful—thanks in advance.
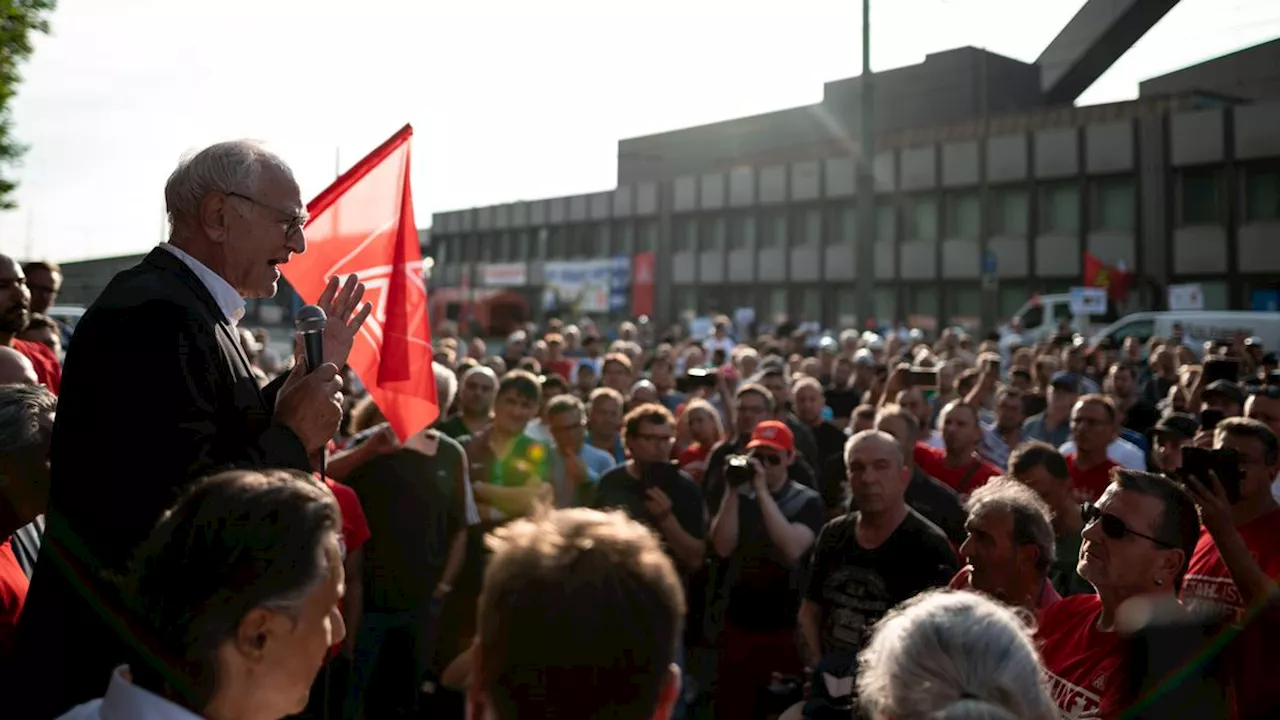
[724,481,827,632]
[803,509,958,658]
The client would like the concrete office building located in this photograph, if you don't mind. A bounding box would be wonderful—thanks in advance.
[427,1,1280,335]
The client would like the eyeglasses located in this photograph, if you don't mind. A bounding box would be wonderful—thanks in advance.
[227,192,307,238]
[633,432,675,444]
[1081,502,1176,549]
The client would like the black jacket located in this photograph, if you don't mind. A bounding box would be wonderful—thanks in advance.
[3,247,311,718]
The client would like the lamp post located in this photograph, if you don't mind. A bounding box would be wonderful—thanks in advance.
[854,0,877,331]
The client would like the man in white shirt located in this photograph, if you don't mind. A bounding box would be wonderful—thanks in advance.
[1057,435,1148,471]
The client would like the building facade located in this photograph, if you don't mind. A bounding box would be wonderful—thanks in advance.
[428,88,1280,334]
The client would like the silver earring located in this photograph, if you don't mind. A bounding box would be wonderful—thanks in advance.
[1154,579,1164,586]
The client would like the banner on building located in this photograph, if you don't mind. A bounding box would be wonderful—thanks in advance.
[1167,283,1205,312]
[543,257,630,315]
[1069,286,1108,316]
[631,252,655,318]
[481,262,528,287]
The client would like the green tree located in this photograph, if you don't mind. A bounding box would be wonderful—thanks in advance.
[0,0,55,209]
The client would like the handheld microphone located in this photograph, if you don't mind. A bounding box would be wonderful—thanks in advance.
[295,305,327,372]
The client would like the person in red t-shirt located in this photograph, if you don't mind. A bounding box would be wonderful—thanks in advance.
[1037,469,1201,719]
[675,399,724,484]
[1179,418,1280,718]
[543,333,575,383]
[0,384,56,659]
[913,400,1000,499]
[0,256,60,394]
[12,339,59,394]
[1064,394,1121,502]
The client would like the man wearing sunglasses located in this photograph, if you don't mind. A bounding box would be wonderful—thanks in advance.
[1036,469,1200,718]
[709,420,824,720]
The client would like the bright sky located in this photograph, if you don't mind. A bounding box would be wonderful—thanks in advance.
[0,0,1276,262]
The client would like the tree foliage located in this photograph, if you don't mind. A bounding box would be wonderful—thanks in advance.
[0,0,55,210]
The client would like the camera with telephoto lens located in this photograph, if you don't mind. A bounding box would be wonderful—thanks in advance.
[725,454,755,487]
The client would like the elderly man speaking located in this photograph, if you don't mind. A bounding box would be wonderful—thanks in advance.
[4,140,371,718]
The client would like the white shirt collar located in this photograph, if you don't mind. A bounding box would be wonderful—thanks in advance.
[56,666,205,720]
[160,243,247,326]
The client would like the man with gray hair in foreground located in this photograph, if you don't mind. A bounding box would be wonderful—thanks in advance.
[855,590,1057,720]
[467,508,685,720]
[949,477,1062,613]
[6,139,372,715]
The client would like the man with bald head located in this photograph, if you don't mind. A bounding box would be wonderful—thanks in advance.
[0,255,60,393]
[6,140,373,715]
[0,346,37,386]
[798,430,958,676]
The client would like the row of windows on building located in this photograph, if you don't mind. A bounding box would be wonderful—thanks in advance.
[431,163,1280,265]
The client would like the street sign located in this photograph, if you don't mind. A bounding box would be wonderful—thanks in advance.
[982,250,998,276]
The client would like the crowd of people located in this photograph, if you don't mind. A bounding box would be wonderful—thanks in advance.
[0,136,1274,720]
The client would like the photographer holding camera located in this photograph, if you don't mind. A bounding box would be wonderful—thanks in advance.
[708,421,825,720]
[1179,417,1280,718]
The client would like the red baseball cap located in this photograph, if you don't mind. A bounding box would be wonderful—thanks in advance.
[746,420,795,454]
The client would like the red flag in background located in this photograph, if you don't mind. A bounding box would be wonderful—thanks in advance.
[282,125,438,440]
[1083,252,1133,301]
[631,251,655,318]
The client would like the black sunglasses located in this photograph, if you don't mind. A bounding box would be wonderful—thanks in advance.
[1081,502,1176,549]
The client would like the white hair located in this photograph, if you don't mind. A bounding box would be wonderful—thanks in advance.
[164,140,294,233]
[857,590,1057,720]
[434,362,458,411]
[0,384,57,457]
[965,477,1056,576]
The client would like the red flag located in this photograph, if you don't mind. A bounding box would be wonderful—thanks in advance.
[282,125,438,440]
[1083,252,1133,301]
[631,251,655,318]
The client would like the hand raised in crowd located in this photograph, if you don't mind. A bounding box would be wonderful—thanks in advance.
[643,485,674,523]
[364,423,401,456]
[316,274,374,367]
[1183,470,1234,540]
[274,357,344,453]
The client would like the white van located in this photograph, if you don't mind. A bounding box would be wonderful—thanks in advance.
[46,305,86,331]
[1001,294,1119,343]
[1090,311,1280,354]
